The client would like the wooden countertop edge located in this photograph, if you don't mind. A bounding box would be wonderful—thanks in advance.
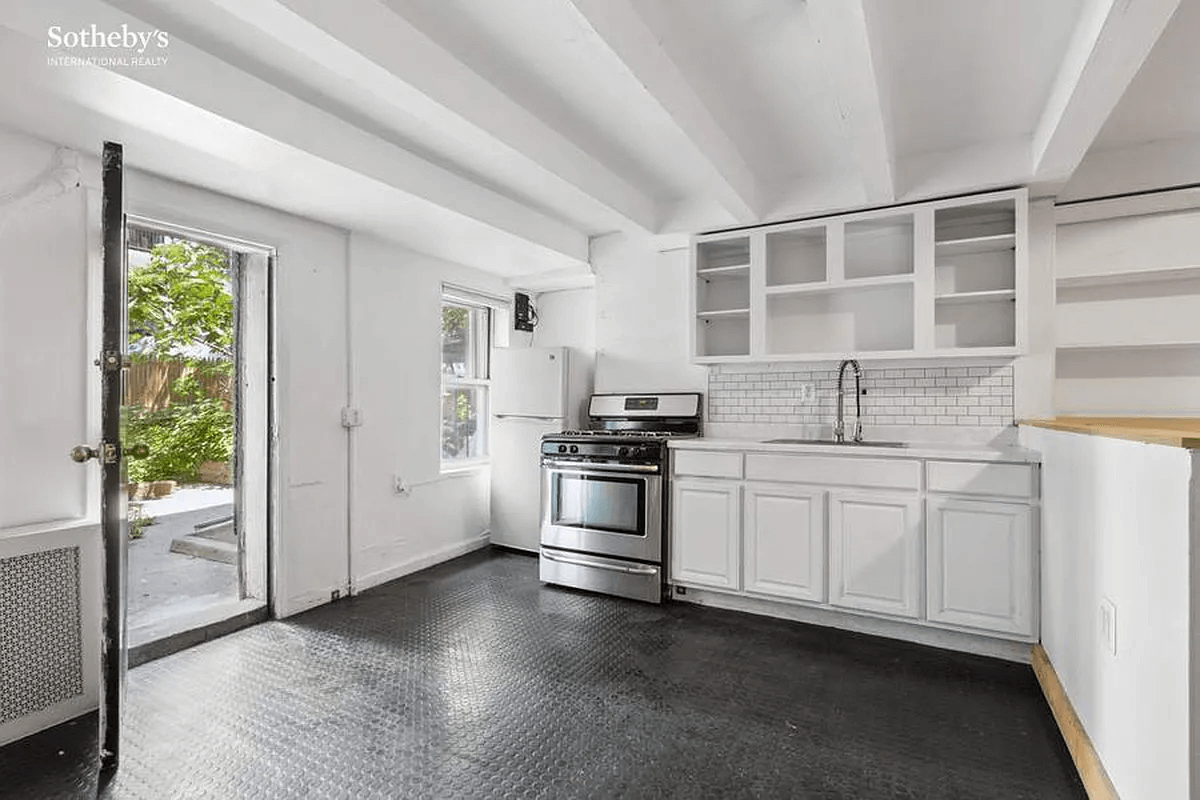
[1018,418,1200,449]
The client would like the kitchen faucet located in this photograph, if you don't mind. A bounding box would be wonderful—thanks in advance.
[834,359,863,443]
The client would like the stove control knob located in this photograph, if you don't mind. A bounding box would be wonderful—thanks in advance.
[618,446,629,457]
[569,445,579,454]
[558,444,567,454]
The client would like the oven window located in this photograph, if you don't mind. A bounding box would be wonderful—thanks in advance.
[551,473,644,536]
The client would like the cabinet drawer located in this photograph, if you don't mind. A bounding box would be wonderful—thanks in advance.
[673,450,743,479]
[926,461,1035,499]
[745,454,920,491]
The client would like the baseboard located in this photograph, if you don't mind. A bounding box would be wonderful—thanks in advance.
[353,533,491,594]
[677,586,1034,663]
[1031,644,1120,800]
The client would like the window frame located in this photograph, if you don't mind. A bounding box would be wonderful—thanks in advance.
[440,296,492,471]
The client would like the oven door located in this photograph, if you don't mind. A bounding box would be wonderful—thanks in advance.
[540,460,663,563]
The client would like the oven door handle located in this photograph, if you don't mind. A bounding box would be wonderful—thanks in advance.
[542,460,660,474]
[541,550,659,576]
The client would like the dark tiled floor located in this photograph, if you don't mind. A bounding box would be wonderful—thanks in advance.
[1,548,1085,799]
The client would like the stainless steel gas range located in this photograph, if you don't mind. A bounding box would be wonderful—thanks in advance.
[538,392,702,603]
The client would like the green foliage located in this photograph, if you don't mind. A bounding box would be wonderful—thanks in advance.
[441,305,468,336]
[126,375,233,484]
[128,241,234,365]
[126,238,235,484]
[128,506,155,540]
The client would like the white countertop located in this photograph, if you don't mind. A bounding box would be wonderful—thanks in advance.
[669,436,1040,463]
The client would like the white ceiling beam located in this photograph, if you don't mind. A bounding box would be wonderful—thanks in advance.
[563,0,762,224]
[805,0,894,204]
[1032,0,1181,183]
[201,0,658,234]
[1,0,588,265]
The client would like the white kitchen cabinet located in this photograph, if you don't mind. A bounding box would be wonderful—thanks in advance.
[743,483,826,603]
[926,497,1034,636]
[671,478,740,591]
[829,491,922,618]
[691,188,1026,363]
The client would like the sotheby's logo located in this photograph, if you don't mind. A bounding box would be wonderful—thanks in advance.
[46,24,170,68]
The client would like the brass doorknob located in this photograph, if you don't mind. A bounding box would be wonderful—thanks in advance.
[70,445,99,463]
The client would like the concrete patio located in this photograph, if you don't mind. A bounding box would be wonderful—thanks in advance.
[128,486,238,647]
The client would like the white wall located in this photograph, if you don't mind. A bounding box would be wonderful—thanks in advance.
[0,133,91,529]
[591,232,708,395]
[347,233,501,591]
[1021,427,1193,800]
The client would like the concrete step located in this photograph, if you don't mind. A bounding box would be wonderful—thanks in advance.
[169,529,237,564]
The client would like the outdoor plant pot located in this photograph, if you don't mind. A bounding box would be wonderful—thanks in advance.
[198,460,232,485]
[149,480,176,498]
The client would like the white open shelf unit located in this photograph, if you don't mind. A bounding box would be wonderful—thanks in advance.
[690,188,1026,363]
[1054,204,1200,414]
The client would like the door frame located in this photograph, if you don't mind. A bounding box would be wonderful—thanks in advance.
[121,213,280,617]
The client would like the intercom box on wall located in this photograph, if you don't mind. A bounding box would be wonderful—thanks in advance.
[514,292,535,332]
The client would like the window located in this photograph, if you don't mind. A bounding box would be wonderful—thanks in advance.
[441,298,491,464]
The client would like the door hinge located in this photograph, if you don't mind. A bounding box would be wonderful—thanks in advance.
[340,407,363,428]
[94,350,130,372]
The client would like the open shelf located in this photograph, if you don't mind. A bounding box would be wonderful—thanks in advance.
[696,315,750,358]
[1055,344,1200,415]
[697,308,750,319]
[766,226,826,286]
[766,283,913,356]
[845,214,914,279]
[1056,264,1200,289]
[935,200,1015,241]
[697,264,750,278]
[935,289,1016,305]
[935,233,1015,257]
[697,237,750,271]
[1057,289,1200,350]
[935,300,1015,350]
[1057,341,1200,353]
[766,273,913,297]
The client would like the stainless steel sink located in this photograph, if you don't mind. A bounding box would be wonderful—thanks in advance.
[761,438,908,448]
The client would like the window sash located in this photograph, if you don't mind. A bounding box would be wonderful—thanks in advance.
[441,296,491,464]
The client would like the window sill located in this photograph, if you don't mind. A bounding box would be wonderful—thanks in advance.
[440,459,491,476]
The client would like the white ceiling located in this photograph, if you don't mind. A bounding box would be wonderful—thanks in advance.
[0,0,1195,280]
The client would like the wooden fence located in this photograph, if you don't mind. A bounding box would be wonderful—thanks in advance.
[124,359,232,412]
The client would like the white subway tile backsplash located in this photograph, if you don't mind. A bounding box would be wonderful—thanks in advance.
[707,361,1014,428]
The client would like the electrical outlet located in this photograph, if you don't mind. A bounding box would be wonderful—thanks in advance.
[331,589,341,602]
[799,383,816,404]
[1100,597,1117,656]
[393,475,410,496]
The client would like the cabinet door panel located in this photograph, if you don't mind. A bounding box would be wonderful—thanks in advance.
[744,484,826,602]
[927,498,1034,636]
[671,479,740,590]
[829,492,922,618]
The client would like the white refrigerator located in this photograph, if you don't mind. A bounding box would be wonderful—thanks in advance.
[490,346,591,552]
